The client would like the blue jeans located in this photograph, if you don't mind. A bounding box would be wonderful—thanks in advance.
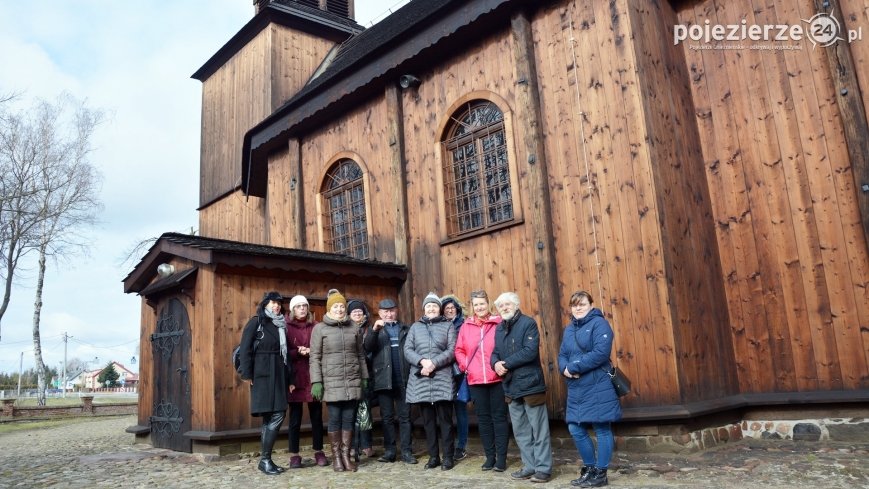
[568,421,614,469]
[453,399,468,449]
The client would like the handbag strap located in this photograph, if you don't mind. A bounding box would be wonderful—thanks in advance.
[461,321,492,372]
[462,341,482,373]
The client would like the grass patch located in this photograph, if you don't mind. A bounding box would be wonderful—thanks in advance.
[0,416,103,435]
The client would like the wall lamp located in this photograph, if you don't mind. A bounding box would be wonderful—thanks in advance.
[399,74,421,90]
[157,263,175,278]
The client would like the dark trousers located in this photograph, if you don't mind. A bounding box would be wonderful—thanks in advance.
[327,400,357,432]
[469,382,509,463]
[377,387,412,455]
[288,401,324,452]
[419,401,454,460]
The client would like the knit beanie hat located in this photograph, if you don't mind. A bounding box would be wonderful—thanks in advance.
[422,292,441,309]
[326,288,347,311]
[347,299,367,315]
[289,295,308,311]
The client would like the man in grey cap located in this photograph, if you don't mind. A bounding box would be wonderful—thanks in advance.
[363,298,417,464]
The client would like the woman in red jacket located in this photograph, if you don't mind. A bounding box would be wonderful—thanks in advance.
[284,295,327,468]
[454,289,508,472]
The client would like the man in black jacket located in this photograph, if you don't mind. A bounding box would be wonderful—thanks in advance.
[492,292,553,483]
[363,298,418,464]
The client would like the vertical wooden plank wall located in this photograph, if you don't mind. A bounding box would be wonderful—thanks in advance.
[198,191,266,244]
[267,147,293,247]
[198,25,335,235]
[299,98,396,262]
[838,0,869,371]
[385,85,415,311]
[678,0,869,392]
[627,0,737,401]
[191,266,214,431]
[403,32,538,319]
[199,29,272,207]
[533,1,682,404]
[269,25,336,109]
[510,12,567,409]
[136,301,156,427]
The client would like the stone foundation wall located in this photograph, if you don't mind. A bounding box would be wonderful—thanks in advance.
[741,417,868,442]
[548,407,869,454]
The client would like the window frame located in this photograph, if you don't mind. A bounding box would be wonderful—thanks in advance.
[318,157,372,260]
[435,95,523,245]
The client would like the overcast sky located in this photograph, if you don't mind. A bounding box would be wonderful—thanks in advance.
[0,0,404,376]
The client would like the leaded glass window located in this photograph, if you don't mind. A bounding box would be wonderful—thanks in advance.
[321,159,368,259]
[442,100,513,237]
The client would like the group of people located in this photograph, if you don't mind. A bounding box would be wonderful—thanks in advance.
[237,287,623,487]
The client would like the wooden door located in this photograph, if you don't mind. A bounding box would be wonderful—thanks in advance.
[149,297,192,452]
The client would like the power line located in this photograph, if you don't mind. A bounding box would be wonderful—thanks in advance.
[68,337,138,350]
[0,334,63,347]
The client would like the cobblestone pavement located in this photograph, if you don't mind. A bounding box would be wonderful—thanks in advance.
[0,415,867,488]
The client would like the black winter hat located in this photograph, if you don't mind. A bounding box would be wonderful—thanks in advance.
[347,299,368,316]
[261,291,284,304]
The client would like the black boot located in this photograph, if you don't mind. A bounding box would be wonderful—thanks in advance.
[258,458,281,475]
[258,412,285,475]
[580,467,608,487]
[570,466,592,486]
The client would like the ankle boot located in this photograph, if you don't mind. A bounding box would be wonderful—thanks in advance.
[341,430,357,472]
[328,431,345,472]
[570,466,593,486]
[580,467,608,487]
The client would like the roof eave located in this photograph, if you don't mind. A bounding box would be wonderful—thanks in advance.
[191,4,363,82]
[241,0,523,197]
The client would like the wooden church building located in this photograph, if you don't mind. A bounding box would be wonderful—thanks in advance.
[124,0,869,453]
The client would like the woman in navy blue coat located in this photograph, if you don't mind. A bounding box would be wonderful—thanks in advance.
[557,291,621,488]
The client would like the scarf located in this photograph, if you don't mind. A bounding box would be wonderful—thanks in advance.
[265,308,288,364]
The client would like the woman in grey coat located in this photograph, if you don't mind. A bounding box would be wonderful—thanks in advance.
[310,289,369,472]
[404,292,457,470]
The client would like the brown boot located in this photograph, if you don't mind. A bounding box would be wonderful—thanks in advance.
[328,431,344,472]
[341,430,357,472]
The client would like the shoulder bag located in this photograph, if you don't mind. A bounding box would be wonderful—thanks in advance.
[572,325,631,398]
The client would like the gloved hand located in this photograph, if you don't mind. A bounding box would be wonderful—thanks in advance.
[361,378,368,391]
[312,382,323,401]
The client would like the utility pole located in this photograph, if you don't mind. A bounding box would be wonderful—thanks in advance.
[62,332,68,398]
[17,351,23,398]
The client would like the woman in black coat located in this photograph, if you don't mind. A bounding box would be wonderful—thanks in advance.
[239,291,294,475]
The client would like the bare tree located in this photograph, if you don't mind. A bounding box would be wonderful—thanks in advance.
[0,92,45,338]
[0,94,103,405]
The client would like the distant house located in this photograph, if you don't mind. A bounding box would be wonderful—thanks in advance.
[69,362,138,389]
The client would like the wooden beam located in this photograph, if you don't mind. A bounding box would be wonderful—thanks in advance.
[288,138,306,248]
[818,0,869,251]
[385,84,415,311]
[510,11,565,407]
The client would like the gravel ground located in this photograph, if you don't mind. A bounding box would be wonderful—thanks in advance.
[0,415,866,488]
